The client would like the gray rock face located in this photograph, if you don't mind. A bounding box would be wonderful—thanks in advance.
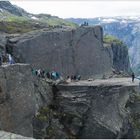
[8,26,112,79]
[66,17,140,74]
[0,63,138,139]
[0,64,53,137]
[46,78,139,139]
[0,64,36,137]
[102,21,140,74]
[32,78,140,139]
[126,91,140,138]
[105,42,131,74]
[0,33,7,52]
[111,43,131,73]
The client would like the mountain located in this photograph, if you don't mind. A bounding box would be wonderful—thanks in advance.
[0,1,77,34]
[0,2,139,139]
[0,1,28,16]
[66,16,140,74]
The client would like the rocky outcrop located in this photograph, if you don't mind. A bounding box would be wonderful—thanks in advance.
[6,26,112,79]
[0,3,136,138]
[55,79,137,138]
[66,17,140,74]
[111,42,131,73]
[0,63,139,139]
[102,21,140,74]
[0,64,53,137]
[33,78,140,139]
[104,42,131,75]
[126,91,140,138]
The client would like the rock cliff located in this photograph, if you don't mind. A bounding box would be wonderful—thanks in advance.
[66,17,140,74]
[0,2,137,139]
[0,64,53,137]
[33,78,140,139]
[111,43,131,73]
[103,35,131,74]
[5,26,130,79]
[0,63,139,139]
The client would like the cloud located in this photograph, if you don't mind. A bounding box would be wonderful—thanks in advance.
[10,1,140,18]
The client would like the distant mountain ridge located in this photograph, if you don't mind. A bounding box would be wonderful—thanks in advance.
[66,16,140,74]
[0,1,77,33]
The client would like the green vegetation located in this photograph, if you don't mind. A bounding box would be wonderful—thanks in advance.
[36,106,51,121]
[46,126,56,138]
[36,113,48,121]
[0,11,28,22]
[38,16,78,28]
[129,110,140,138]
[103,34,124,46]
[35,106,62,139]
[0,21,40,33]
[130,114,140,129]
[0,10,78,34]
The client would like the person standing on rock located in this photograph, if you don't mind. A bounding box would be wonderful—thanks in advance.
[66,76,71,83]
[77,75,81,80]
[132,72,135,82]
[8,54,15,64]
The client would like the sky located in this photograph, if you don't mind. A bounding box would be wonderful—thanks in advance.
[10,1,140,18]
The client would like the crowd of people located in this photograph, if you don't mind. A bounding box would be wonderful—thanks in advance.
[0,53,136,84]
[81,21,89,27]
[66,75,81,83]
[31,68,82,83]
[32,69,61,80]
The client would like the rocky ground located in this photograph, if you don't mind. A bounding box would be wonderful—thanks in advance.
[33,77,140,139]
[66,77,140,87]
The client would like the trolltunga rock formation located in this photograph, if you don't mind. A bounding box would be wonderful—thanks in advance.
[0,64,139,139]
[32,78,140,139]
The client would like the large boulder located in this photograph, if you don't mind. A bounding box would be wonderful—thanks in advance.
[0,64,53,137]
[39,78,139,139]
[7,26,112,79]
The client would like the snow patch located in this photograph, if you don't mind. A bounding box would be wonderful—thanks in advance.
[101,18,118,23]
[0,8,3,12]
[31,16,39,20]
[121,20,127,23]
